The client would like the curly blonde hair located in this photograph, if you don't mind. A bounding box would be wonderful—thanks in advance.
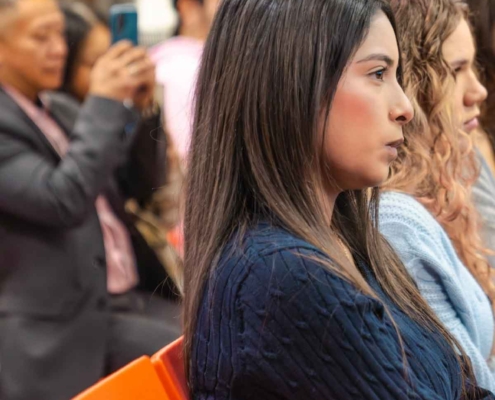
[384,0,495,305]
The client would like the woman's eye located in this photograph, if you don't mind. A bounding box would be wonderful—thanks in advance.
[32,33,49,42]
[450,63,466,76]
[450,66,463,81]
[371,68,387,81]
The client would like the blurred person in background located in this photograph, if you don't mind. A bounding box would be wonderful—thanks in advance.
[57,1,183,301]
[148,0,220,258]
[465,0,495,171]
[464,0,495,272]
[149,0,219,163]
[0,0,178,399]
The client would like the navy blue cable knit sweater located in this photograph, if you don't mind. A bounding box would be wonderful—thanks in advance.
[190,223,495,399]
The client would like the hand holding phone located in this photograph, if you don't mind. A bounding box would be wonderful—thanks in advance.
[89,43,155,109]
[110,4,139,45]
[105,4,155,111]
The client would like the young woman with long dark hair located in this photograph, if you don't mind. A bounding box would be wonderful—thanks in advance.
[183,0,494,398]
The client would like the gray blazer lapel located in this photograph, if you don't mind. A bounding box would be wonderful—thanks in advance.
[0,88,61,161]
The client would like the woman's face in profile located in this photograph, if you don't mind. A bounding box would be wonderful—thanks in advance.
[71,23,111,102]
[442,18,487,134]
[324,11,413,192]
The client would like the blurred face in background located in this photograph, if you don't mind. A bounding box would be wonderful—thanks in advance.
[203,0,220,30]
[443,18,487,133]
[0,0,67,100]
[70,23,111,102]
[177,0,221,40]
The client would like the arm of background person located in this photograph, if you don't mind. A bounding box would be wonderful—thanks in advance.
[0,96,137,228]
[380,217,495,393]
[409,254,495,391]
[117,106,167,205]
[472,150,495,282]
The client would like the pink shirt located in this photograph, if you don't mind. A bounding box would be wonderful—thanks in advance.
[150,36,204,162]
[3,85,138,294]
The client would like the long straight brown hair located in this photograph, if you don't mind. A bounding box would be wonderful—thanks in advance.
[183,0,474,390]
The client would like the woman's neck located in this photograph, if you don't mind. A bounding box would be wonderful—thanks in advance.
[179,23,208,41]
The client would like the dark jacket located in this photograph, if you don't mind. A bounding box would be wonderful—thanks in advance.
[0,89,137,317]
[47,91,177,299]
[0,88,178,399]
[0,89,139,399]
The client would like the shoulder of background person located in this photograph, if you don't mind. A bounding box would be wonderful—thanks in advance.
[473,147,495,200]
[149,36,203,64]
[0,87,61,153]
[378,190,465,276]
[379,190,478,304]
[379,191,443,239]
[474,129,495,178]
[0,87,34,131]
[44,91,81,132]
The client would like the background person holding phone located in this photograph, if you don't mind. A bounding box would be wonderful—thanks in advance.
[55,1,182,313]
[0,1,178,399]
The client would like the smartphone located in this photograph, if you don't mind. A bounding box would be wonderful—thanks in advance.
[109,4,139,46]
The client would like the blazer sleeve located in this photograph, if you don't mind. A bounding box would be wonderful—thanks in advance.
[0,96,137,228]
[230,247,472,399]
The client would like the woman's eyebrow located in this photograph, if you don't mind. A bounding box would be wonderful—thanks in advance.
[449,58,470,69]
[357,53,394,67]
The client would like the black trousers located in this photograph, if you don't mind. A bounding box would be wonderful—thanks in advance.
[0,290,181,400]
[105,290,182,373]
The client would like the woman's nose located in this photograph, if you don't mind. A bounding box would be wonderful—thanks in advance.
[465,72,488,107]
[390,89,414,126]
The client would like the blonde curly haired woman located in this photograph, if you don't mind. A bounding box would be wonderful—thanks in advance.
[379,0,495,391]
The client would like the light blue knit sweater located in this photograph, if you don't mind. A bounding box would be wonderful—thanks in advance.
[379,191,495,393]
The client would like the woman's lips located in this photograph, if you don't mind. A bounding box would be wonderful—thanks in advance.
[385,146,398,158]
[464,117,479,132]
[385,138,404,159]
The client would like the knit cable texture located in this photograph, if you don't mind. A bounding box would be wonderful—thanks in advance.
[190,224,494,399]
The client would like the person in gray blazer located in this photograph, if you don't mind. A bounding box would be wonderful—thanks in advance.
[0,1,179,399]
